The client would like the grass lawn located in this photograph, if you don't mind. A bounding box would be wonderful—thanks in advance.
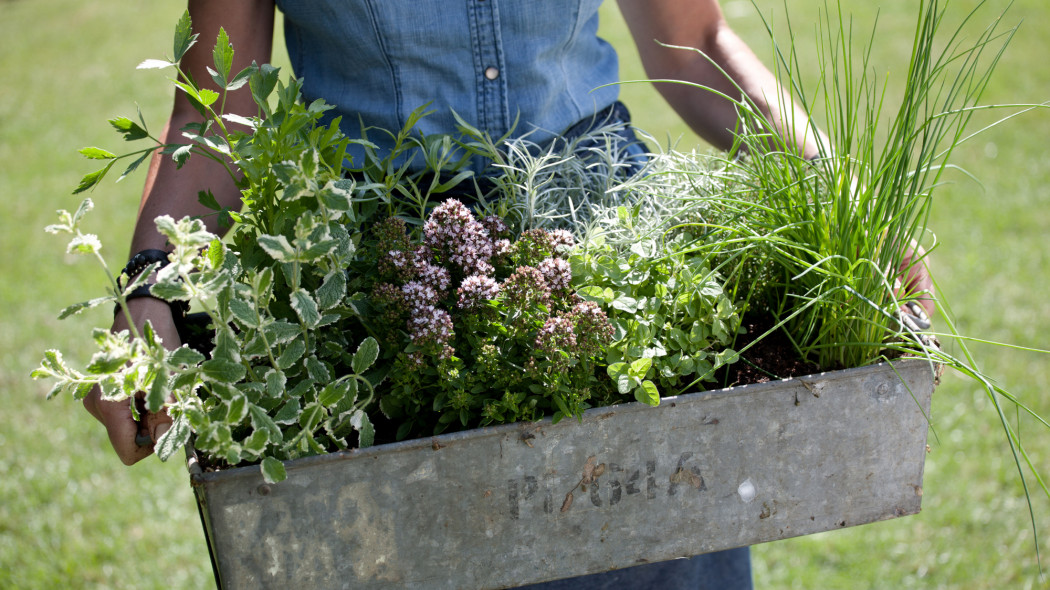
[2,0,1047,588]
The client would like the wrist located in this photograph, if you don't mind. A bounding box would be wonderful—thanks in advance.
[113,249,189,320]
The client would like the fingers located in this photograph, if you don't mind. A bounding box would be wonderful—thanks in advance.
[898,243,936,318]
[87,297,184,465]
[147,408,173,444]
[83,388,154,466]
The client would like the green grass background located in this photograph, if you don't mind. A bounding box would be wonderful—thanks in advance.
[1,0,1047,588]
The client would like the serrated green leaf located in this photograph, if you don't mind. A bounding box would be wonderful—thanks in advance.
[249,404,282,441]
[306,356,331,383]
[274,398,301,425]
[258,234,295,262]
[59,296,114,319]
[171,144,193,168]
[155,415,192,461]
[146,372,170,413]
[242,429,270,456]
[249,63,280,114]
[108,117,149,141]
[74,161,115,194]
[118,150,154,182]
[352,337,380,374]
[277,338,307,370]
[316,270,346,309]
[318,379,348,407]
[226,394,249,424]
[299,402,324,432]
[227,64,255,92]
[290,288,320,328]
[212,27,234,85]
[228,297,259,329]
[260,456,286,484]
[635,380,660,406]
[201,358,246,383]
[350,410,374,448]
[264,321,300,345]
[197,88,220,108]
[169,345,206,367]
[173,10,197,62]
[265,368,287,398]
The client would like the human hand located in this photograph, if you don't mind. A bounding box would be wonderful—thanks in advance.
[83,297,181,465]
[896,242,935,327]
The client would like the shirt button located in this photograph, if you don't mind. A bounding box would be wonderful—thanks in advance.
[484,67,500,80]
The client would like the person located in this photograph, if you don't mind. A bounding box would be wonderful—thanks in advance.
[83,1,925,588]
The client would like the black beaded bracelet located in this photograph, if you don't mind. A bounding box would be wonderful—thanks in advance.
[113,249,188,319]
[117,249,172,290]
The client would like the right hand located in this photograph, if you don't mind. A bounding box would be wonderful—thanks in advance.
[83,297,181,465]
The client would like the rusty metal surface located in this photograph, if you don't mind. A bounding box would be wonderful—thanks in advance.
[191,360,937,590]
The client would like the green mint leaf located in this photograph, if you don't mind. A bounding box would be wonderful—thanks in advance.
[228,297,259,329]
[257,235,295,261]
[298,402,324,432]
[264,320,300,345]
[635,380,660,406]
[352,337,380,374]
[306,356,331,384]
[78,147,116,160]
[260,456,286,484]
[316,270,347,309]
[276,339,307,370]
[155,415,192,461]
[350,410,374,448]
[226,394,249,424]
[201,358,247,383]
[265,368,287,399]
[290,288,320,328]
[318,380,348,407]
[249,404,282,442]
[146,371,171,413]
[173,10,197,62]
[58,296,114,320]
[274,398,300,425]
[169,346,206,367]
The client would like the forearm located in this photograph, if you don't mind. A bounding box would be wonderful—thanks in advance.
[129,114,244,255]
[619,0,827,158]
[129,0,275,257]
[659,23,825,158]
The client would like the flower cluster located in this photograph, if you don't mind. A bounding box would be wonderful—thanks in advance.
[457,275,501,310]
[366,198,614,439]
[424,199,496,277]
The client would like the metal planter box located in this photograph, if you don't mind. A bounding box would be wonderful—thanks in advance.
[190,360,937,589]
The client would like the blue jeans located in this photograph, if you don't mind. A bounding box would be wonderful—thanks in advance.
[514,548,754,590]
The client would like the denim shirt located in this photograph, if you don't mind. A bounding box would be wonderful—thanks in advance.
[275,0,621,171]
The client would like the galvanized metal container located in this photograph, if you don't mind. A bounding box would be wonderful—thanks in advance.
[189,360,937,589]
